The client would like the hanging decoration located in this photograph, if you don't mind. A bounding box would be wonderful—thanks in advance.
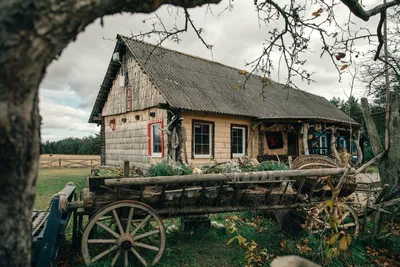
[109,118,116,131]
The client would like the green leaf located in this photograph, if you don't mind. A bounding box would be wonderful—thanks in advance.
[329,233,340,246]
[338,235,352,251]
[227,235,239,245]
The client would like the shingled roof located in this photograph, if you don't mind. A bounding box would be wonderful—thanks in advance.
[89,35,357,125]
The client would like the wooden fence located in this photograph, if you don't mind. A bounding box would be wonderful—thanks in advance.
[39,158,101,168]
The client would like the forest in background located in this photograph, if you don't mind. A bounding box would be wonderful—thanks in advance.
[41,134,101,155]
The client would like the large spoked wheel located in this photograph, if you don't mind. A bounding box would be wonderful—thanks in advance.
[82,201,166,266]
[306,203,359,237]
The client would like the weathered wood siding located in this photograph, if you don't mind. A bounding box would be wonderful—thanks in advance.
[104,108,167,170]
[259,123,304,156]
[102,52,166,116]
[261,124,288,155]
[126,51,167,110]
[181,111,258,165]
[102,75,126,116]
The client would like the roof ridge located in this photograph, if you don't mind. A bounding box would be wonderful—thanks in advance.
[118,34,262,77]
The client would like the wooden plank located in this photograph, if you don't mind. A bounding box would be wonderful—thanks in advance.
[160,185,166,208]
[213,182,224,206]
[105,168,355,186]
[294,177,306,203]
[197,182,207,206]
[32,212,49,237]
[32,211,38,219]
[279,182,290,204]
[180,185,186,208]
[265,182,275,203]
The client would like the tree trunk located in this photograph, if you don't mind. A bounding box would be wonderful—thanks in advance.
[361,96,400,189]
[302,123,309,155]
[354,131,363,166]
[379,95,400,188]
[0,1,220,265]
[329,127,341,164]
[361,98,384,155]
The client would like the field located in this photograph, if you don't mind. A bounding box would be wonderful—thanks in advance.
[35,168,399,266]
[35,168,89,209]
[39,154,100,169]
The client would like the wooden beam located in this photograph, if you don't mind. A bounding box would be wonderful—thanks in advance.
[105,168,355,186]
[302,123,309,155]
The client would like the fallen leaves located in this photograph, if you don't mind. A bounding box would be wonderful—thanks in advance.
[312,8,324,17]
[297,239,313,254]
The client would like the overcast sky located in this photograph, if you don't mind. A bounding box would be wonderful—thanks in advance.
[39,0,381,141]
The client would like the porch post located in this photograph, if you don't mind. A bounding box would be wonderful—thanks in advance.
[302,123,309,155]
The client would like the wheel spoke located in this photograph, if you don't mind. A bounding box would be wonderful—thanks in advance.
[134,241,160,251]
[131,215,151,237]
[88,239,118,244]
[113,210,124,234]
[133,230,160,241]
[124,251,128,267]
[341,211,350,222]
[111,250,121,267]
[338,222,356,228]
[91,245,118,263]
[126,207,134,234]
[130,247,147,266]
[96,221,120,238]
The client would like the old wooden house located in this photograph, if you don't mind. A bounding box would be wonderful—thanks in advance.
[89,35,358,170]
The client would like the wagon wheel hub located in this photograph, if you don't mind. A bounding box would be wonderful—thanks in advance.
[118,235,133,251]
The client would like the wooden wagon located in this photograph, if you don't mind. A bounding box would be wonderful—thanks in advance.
[67,166,362,267]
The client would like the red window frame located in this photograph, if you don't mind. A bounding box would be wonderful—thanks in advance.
[148,119,164,157]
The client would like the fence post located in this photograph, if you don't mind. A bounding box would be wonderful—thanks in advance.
[59,159,61,168]
[124,161,129,177]
[91,160,93,168]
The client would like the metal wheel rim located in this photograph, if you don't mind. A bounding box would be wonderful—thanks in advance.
[82,200,166,266]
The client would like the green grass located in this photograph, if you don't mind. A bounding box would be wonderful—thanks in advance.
[35,168,89,210]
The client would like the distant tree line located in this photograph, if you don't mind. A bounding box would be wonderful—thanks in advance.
[41,134,100,155]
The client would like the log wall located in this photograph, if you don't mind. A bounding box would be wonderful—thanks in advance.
[103,108,168,170]
[181,111,258,165]
[102,51,166,116]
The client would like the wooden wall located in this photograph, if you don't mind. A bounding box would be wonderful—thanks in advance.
[181,111,258,165]
[259,123,305,157]
[103,108,167,170]
[102,51,166,117]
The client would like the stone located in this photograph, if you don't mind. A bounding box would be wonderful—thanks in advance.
[271,256,320,267]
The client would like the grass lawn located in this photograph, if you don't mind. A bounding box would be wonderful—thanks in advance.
[35,168,89,210]
[36,168,399,267]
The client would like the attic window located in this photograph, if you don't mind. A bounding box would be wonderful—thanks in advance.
[126,86,131,111]
[266,132,284,149]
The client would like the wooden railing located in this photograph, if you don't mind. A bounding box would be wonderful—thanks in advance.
[39,158,101,168]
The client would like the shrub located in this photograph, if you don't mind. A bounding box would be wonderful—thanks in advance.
[256,161,288,171]
[146,160,193,177]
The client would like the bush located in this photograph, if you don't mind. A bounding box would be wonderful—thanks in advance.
[256,161,288,171]
[146,160,193,177]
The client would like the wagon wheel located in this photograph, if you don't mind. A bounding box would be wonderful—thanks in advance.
[82,201,166,266]
[306,203,359,237]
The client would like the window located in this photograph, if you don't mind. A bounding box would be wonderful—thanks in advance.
[266,132,284,149]
[338,136,348,151]
[232,126,246,158]
[310,133,330,155]
[126,86,131,111]
[148,121,164,158]
[193,121,213,158]
[320,135,328,155]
